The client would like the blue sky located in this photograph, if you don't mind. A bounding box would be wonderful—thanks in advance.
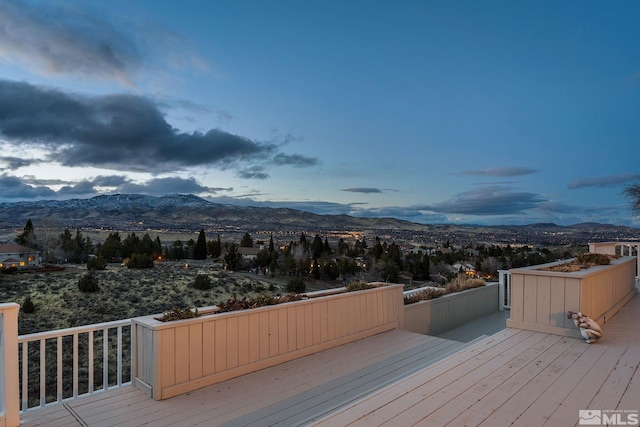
[0,1,639,226]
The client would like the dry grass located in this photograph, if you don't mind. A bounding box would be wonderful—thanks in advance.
[403,287,446,304]
[404,274,485,305]
[444,274,486,294]
[538,253,615,272]
[1,260,286,335]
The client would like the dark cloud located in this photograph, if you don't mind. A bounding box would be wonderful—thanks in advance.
[0,2,142,85]
[461,167,538,177]
[0,156,40,170]
[236,166,270,180]
[118,176,223,195]
[568,174,640,190]
[0,80,317,176]
[0,174,55,199]
[0,174,229,201]
[342,188,383,194]
[418,186,546,216]
[272,153,319,168]
[22,176,70,186]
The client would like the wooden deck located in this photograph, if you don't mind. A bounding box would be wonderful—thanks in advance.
[19,295,639,427]
[315,293,640,427]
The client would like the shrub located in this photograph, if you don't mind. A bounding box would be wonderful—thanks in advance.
[127,253,154,269]
[193,274,212,290]
[87,256,107,270]
[286,277,306,293]
[346,281,374,292]
[216,294,303,313]
[22,296,35,313]
[575,253,611,265]
[444,274,485,294]
[404,287,446,304]
[78,273,99,293]
[156,307,200,322]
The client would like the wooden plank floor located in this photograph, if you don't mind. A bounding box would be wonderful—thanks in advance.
[314,293,640,427]
[20,329,468,427]
[20,295,639,427]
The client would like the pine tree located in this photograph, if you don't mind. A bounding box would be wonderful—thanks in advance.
[323,237,331,254]
[16,219,37,248]
[224,243,242,270]
[240,232,253,248]
[311,234,323,259]
[268,234,275,254]
[208,234,222,258]
[193,229,207,260]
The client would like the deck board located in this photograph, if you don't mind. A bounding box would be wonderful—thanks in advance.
[313,293,640,427]
[20,293,640,427]
[220,336,465,427]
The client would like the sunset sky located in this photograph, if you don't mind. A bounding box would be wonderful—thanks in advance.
[1,1,639,226]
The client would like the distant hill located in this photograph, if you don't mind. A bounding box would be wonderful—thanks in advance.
[0,194,638,245]
[0,194,425,232]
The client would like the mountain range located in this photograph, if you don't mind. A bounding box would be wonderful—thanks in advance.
[1,194,638,246]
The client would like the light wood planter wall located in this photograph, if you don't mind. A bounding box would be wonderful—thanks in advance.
[506,257,637,338]
[132,284,403,400]
[401,283,499,335]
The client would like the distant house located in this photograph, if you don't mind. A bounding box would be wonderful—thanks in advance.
[0,243,41,270]
[238,247,261,260]
[452,261,476,276]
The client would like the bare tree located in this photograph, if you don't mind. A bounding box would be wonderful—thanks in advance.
[623,182,640,214]
[37,219,61,265]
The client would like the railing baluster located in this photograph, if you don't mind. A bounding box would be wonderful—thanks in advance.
[72,333,78,398]
[88,330,94,394]
[56,336,62,402]
[103,328,108,390]
[117,326,123,387]
[39,338,45,406]
[21,342,27,412]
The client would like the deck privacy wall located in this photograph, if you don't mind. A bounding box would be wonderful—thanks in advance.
[0,303,19,427]
[132,284,403,400]
[506,257,637,337]
[402,283,499,335]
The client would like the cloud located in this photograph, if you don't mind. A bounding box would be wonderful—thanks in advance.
[0,80,318,176]
[461,167,539,177]
[0,2,142,86]
[0,1,204,88]
[272,153,319,168]
[0,174,55,199]
[568,173,640,189]
[342,188,383,194]
[0,156,40,170]
[0,174,230,201]
[236,166,270,180]
[418,185,547,216]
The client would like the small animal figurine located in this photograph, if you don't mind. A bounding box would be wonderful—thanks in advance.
[567,311,602,344]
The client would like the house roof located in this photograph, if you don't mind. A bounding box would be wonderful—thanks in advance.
[238,247,261,256]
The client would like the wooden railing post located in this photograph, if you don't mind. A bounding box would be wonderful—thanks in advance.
[0,303,20,427]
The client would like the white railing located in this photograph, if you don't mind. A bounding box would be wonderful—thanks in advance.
[18,319,132,413]
[498,270,511,310]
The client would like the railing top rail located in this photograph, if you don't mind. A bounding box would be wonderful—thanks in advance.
[0,302,20,310]
[18,318,132,342]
